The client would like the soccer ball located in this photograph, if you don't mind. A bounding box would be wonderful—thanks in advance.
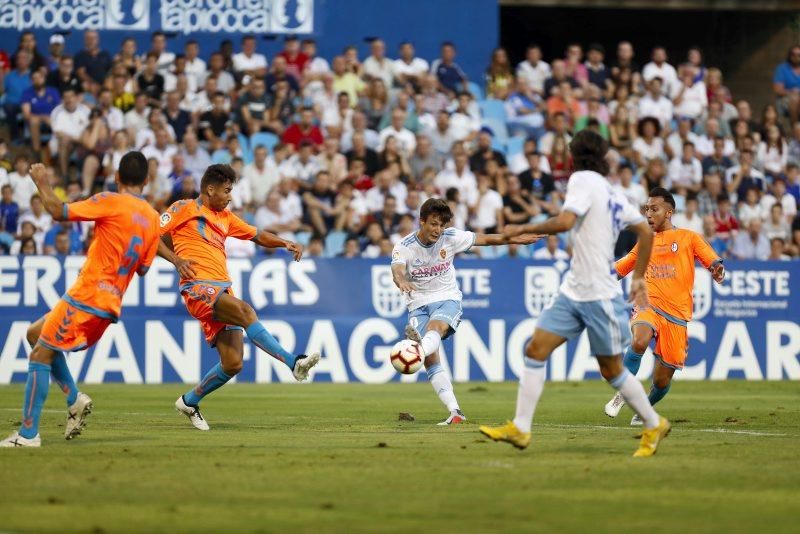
[390,339,424,374]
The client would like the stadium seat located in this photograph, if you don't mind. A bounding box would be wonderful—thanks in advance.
[237,133,253,164]
[250,132,280,154]
[482,118,509,141]
[324,231,348,257]
[295,231,312,247]
[478,99,507,123]
[491,136,506,155]
[467,81,484,101]
[505,136,526,157]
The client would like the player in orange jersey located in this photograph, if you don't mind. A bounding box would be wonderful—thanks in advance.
[157,164,320,431]
[1,154,160,448]
[604,187,725,425]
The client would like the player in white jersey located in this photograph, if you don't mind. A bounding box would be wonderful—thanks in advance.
[391,198,541,425]
[480,130,671,457]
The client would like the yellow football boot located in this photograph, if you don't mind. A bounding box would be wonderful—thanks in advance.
[479,421,531,450]
[633,416,671,457]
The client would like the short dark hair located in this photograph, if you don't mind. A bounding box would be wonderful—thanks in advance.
[419,198,453,223]
[649,187,676,209]
[569,130,609,175]
[200,164,238,191]
[118,151,148,186]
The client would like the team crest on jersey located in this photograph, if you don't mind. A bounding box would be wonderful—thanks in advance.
[524,266,561,317]
[671,242,678,253]
[440,249,447,260]
[206,287,216,295]
[371,266,405,318]
[692,267,712,320]
[160,212,171,227]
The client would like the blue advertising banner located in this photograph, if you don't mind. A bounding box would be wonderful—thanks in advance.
[0,256,798,384]
[0,0,498,85]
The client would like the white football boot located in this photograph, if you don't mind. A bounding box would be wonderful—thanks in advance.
[437,409,467,426]
[292,352,320,382]
[65,392,93,440]
[175,395,210,431]
[604,392,626,418]
[404,324,423,343]
[630,414,644,426]
[0,431,41,448]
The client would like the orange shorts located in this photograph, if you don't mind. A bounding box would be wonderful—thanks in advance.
[38,298,113,353]
[181,283,242,346]
[631,307,688,369]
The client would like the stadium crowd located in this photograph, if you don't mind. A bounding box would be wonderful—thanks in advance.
[0,31,799,261]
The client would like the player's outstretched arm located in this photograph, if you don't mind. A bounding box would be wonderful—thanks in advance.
[252,230,303,261]
[473,232,546,246]
[157,235,198,279]
[627,220,654,308]
[502,210,578,239]
[29,163,67,220]
[391,263,414,294]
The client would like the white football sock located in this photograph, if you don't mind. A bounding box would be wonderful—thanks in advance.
[421,330,442,357]
[512,358,546,433]
[426,364,459,412]
[611,370,660,429]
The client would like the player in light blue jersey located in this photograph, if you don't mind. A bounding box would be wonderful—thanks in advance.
[480,130,671,457]
[391,198,541,425]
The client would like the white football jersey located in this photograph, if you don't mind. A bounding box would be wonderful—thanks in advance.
[391,228,476,311]
[561,170,645,301]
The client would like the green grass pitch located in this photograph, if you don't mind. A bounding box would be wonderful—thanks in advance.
[0,381,798,532]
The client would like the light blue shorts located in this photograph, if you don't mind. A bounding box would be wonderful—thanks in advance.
[536,292,630,356]
[409,300,463,340]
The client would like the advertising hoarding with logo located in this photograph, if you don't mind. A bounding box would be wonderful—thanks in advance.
[0,257,797,384]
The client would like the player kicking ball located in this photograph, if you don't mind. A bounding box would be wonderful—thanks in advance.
[479,130,671,457]
[1,155,160,447]
[158,164,319,431]
[392,198,542,425]
[604,187,724,425]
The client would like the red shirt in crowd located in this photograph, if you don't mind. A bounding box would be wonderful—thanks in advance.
[277,51,309,80]
[282,123,324,149]
[713,210,739,239]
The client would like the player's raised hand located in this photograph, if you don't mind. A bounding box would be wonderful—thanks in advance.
[29,163,48,187]
[508,233,546,245]
[629,278,649,308]
[710,262,725,283]
[286,241,304,262]
[174,257,198,279]
[502,224,526,238]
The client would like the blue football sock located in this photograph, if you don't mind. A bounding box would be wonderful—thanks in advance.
[20,362,51,439]
[245,322,297,370]
[648,382,671,406]
[183,363,232,407]
[623,347,644,376]
[50,352,78,406]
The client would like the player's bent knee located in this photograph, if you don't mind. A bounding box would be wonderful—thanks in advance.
[525,340,547,361]
[222,360,243,376]
[26,325,38,347]
[653,374,672,389]
[238,302,257,324]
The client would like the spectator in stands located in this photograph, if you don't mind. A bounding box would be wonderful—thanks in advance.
[0,184,20,235]
[449,91,481,144]
[198,91,230,147]
[360,221,386,258]
[431,42,468,97]
[182,40,207,90]
[485,47,513,99]
[305,235,325,257]
[265,55,301,96]
[585,43,611,96]
[232,35,268,79]
[516,44,550,97]
[505,78,545,139]
[702,214,729,258]
[148,31,175,75]
[124,93,149,139]
[21,69,60,153]
[46,55,79,97]
[345,131,380,177]
[638,77,673,128]
[12,32,46,73]
[97,88,123,131]
[732,218,769,260]
[138,52,166,107]
[317,137,347,184]
[242,145,278,206]
[44,220,82,255]
[359,79,390,131]
[470,128,507,173]
[419,73,450,116]
[574,97,610,139]
[276,36,307,81]
[761,177,797,220]
[164,91,191,143]
[697,171,723,216]
[363,39,394,90]
[339,237,361,258]
[548,135,573,185]
[668,141,703,194]
[773,45,800,125]
[3,50,32,142]
[471,171,504,233]
[614,162,646,209]
[284,140,320,185]
[78,108,112,195]
[283,106,325,150]
[672,63,707,120]
[713,194,739,240]
[203,52,236,95]
[503,173,539,223]
[378,108,416,156]
[673,194,703,234]
[538,112,571,156]
[409,134,442,181]
[435,147,476,203]
[50,88,90,179]
[142,128,179,180]
[632,117,665,168]
[726,149,766,201]
[702,136,734,176]
[255,190,301,241]
[546,81,581,126]
[102,130,133,189]
[332,55,365,105]
[303,171,346,235]
[608,104,637,161]
[764,203,791,242]
[343,45,362,76]
[643,46,678,96]
[74,30,111,95]
[756,124,788,177]
[371,195,402,237]
[533,234,570,260]
[168,173,199,205]
[426,110,457,156]
[543,59,579,98]
[394,42,429,91]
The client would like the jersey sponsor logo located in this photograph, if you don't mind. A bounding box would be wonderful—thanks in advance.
[692,267,712,320]
[371,265,405,318]
[524,266,560,317]
[159,212,171,227]
[410,261,451,278]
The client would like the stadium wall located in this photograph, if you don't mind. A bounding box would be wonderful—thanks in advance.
[0,257,797,384]
[0,0,498,86]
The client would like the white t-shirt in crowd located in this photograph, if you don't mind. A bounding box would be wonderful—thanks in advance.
[3,172,38,212]
[393,58,430,81]
[516,60,551,94]
[642,61,679,95]
[232,52,267,73]
[378,126,417,155]
[391,227,476,311]
[471,189,504,230]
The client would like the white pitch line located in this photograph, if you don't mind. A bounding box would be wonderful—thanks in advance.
[536,423,788,437]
